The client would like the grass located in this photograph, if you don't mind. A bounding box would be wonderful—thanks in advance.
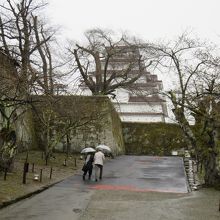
[0,150,84,206]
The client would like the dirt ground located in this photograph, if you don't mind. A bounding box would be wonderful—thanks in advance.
[0,151,84,207]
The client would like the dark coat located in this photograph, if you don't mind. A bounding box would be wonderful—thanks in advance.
[82,154,94,172]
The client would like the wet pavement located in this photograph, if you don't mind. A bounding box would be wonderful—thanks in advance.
[0,156,219,220]
[88,156,188,193]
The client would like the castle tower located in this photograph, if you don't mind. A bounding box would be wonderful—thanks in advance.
[79,43,168,122]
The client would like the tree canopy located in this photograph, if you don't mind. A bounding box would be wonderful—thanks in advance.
[68,29,156,97]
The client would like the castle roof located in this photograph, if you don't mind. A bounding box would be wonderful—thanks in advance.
[128,96,166,103]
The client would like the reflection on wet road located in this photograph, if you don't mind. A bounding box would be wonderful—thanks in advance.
[0,156,188,220]
[84,156,188,193]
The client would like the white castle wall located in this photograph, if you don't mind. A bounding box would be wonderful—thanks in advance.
[80,86,166,123]
[112,89,129,102]
[120,114,164,122]
[114,102,163,113]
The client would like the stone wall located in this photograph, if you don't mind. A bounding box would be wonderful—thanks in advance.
[31,95,125,155]
[122,122,186,155]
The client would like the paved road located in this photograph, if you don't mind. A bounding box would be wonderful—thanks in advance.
[1,156,219,220]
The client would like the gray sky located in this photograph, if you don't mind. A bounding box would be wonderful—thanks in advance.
[47,0,220,43]
[46,0,220,92]
[46,0,220,121]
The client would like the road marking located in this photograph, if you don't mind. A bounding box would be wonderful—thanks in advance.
[89,184,186,194]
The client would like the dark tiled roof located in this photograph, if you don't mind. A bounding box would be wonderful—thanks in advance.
[107,58,140,63]
[129,83,162,89]
[118,112,165,116]
[128,96,166,102]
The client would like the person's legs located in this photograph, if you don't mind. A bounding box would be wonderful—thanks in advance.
[88,168,93,180]
[83,170,88,180]
[94,165,99,181]
[99,165,103,179]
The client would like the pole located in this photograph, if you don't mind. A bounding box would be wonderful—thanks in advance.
[22,163,27,184]
[4,168,7,181]
[50,167,53,179]
[32,163,35,173]
[219,199,220,212]
[40,169,43,182]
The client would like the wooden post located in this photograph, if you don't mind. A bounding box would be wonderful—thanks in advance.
[40,169,43,182]
[50,167,53,179]
[4,168,7,181]
[219,199,220,212]
[32,163,35,173]
[74,158,77,167]
[25,162,29,173]
[22,163,27,184]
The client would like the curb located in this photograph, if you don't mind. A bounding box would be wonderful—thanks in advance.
[0,178,66,209]
[181,157,191,193]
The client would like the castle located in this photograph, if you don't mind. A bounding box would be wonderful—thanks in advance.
[79,43,168,123]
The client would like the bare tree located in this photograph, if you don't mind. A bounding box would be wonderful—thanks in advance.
[0,0,64,170]
[68,28,156,97]
[0,49,30,171]
[153,33,220,185]
[31,95,113,165]
[0,0,63,95]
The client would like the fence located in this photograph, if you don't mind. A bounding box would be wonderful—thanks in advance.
[1,157,79,184]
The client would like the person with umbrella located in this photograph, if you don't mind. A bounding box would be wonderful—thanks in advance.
[94,148,105,181]
[81,148,95,180]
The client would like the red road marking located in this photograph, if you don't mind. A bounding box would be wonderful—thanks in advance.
[89,184,185,194]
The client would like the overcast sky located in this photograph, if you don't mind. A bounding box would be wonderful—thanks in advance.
[47,0,220,43]
[45,0,220,120]
[46,0,220,93]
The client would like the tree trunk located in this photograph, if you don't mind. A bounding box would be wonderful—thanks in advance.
[66,134,71,157]
[204,151,220,185]
[45,153,49,166]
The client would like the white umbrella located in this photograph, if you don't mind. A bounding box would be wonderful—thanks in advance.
[81,147,96,154]
[96,144,111,153]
